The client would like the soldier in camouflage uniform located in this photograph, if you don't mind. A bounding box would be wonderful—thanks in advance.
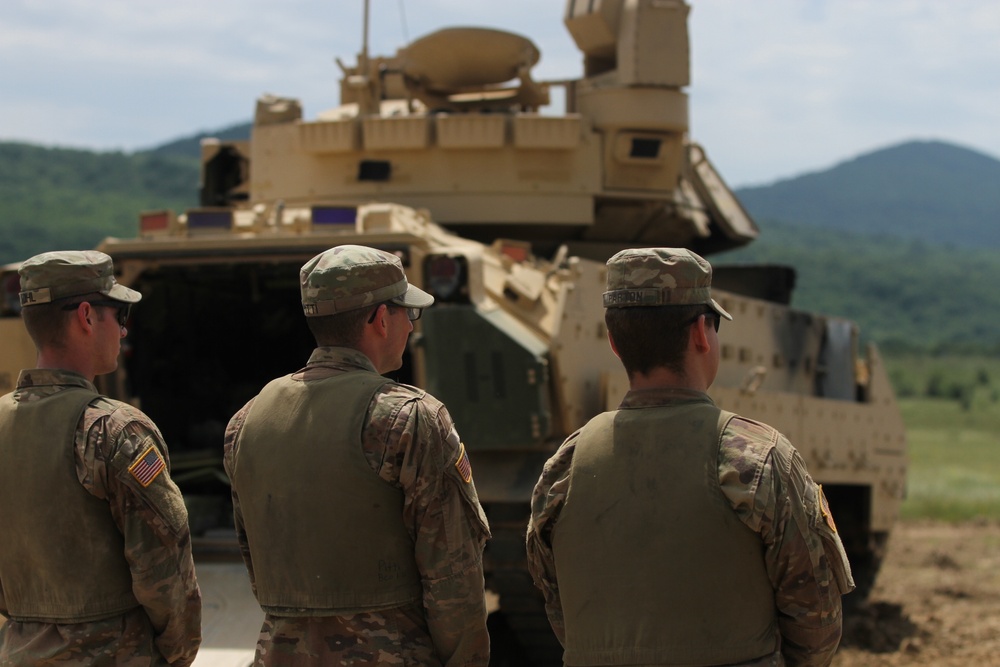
[526,247,855,667]
[0,250,202,665]
[224,244,491,666]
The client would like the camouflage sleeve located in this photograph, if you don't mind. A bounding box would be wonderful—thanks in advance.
[525,432,578,646]
[720,418,855,667]
[368,388,491,667]
[80,403,203,667]
[222,398,257,594]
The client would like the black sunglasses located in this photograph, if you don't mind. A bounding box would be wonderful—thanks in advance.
[366,303,422,324]
[62,299,131,328]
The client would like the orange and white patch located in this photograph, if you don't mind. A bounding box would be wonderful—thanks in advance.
[818,485,838,533]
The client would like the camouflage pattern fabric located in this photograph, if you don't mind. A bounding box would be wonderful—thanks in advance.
[18,249,142,307]
[602,246,732,319]
[0,369,202,666]
[526,387,854,667]
[223,346,491,667]
[299,245,433,317]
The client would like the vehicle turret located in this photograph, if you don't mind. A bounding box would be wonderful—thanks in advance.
[200,0,756,262]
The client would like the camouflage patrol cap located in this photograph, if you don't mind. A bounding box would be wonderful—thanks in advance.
[300,245,434,317]
[18,250,142,308]
[603,247,732,320]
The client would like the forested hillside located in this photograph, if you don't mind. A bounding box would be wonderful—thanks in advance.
[725,139,1000,353]
[0,143,198,265]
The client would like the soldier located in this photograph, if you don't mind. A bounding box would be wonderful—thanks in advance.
[0,250,202,665]
[224,244,491,666]
[526,247,855,666]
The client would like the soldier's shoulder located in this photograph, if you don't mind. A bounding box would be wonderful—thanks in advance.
[723,414,787,447]
[721,414,807,483]
[375,380,446,410]
[84,397,163,450]
[718,414,787,469]
[87,396,156,425]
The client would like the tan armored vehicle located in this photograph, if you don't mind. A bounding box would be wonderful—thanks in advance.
[0,1,906,663]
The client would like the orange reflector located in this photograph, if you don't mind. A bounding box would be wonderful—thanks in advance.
[140,210,172,233]
[496,240,531,263]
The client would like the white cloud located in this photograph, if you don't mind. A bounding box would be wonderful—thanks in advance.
[687,0,1000,184]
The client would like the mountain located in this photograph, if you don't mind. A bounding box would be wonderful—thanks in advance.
[719,140,1000,352]
[735,140,1000,249]
[0,142,199,266]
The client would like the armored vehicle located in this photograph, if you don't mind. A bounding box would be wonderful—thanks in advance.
[0,1,906,663]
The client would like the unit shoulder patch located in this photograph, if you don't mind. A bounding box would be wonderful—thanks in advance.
[818,484,838,533]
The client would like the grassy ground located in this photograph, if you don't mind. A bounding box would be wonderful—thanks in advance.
[897,391,1000,521]
[883,353,1000,521]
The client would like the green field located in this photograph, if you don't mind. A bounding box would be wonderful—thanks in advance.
[888,355,1000,521]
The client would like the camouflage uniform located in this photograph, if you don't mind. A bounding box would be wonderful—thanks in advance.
[223,245,491,667]
[527,387,854,666]
[0,250,201,666]
[0,369,202,666]
[225,348,491,666]
[525,247,854,667]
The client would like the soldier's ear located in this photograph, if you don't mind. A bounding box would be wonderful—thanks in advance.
[690,315,711,353]
[369,304,391,339]
[69,301,95,332]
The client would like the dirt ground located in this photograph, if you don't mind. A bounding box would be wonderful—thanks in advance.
[833,519,1000,666]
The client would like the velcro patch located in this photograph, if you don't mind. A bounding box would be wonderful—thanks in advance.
[454,443,472,484]
[129,446,166,487]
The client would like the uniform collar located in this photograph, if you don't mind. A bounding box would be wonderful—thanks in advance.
[15,368,97,392]
[306,346,379,374]
[619,386,715,410]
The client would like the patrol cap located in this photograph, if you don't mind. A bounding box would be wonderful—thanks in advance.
[603,247,732,320]
[18,250,142,308]
[300,245,434,317]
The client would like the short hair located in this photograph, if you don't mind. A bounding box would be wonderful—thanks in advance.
[305,301,405,347]
[306,308,370,347]
[605,304,708,378]
[21,292,107,350]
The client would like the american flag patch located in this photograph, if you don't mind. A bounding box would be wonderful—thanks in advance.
[129,446,166,487]
[454,443,472,483]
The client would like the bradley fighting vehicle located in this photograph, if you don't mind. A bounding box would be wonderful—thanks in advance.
[0,1,907,663]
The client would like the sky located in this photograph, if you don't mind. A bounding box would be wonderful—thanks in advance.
[2,0,999,188]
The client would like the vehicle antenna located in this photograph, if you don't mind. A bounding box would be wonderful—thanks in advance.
[361,0,370,70]
[397,0,410,44]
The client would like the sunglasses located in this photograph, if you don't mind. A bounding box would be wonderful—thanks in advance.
[366,303,422,324]
[62,299,131,328]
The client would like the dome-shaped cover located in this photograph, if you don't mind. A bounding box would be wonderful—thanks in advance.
[400,27,540,91]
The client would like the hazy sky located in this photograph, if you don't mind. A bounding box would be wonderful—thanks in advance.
[2,0,998,187]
